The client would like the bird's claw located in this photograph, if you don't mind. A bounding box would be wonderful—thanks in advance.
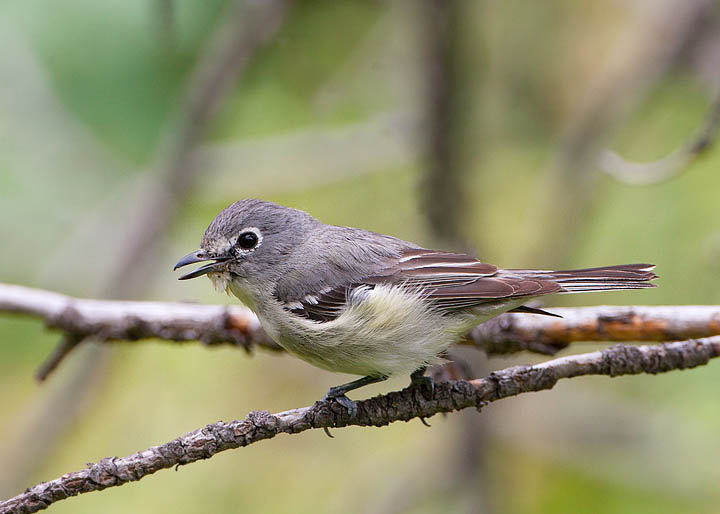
[410,373,435,399]
[322,391,358,418]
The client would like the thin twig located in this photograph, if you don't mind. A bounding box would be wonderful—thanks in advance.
[2,338,717,514]
[34,334,87,382]
[599,90,720,185]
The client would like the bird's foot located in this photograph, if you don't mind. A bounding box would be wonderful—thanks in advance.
[410,368,434,426]
[322,389,358,418]
[319,375,388,437]
[410,368,435,398]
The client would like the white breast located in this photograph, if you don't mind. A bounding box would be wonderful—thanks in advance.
[250,284,517,377]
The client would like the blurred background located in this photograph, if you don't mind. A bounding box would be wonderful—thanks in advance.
[2,0,720,512]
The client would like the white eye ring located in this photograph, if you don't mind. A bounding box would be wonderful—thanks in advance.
[236,227,263,251]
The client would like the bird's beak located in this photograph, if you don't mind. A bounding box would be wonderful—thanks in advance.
[173,250,229,280]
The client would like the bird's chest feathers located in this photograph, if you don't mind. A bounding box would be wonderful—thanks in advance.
[257,285,473,377]
[220,275,260,312]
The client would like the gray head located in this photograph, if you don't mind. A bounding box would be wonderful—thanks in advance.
[174,199,320,285]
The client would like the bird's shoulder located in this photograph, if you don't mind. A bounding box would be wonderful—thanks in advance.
[272,225,413,313]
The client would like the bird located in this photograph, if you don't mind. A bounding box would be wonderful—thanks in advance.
[174,199,657,411]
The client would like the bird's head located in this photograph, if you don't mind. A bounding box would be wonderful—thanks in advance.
[174,199,319,295]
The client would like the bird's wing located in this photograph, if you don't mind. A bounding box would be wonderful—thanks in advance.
[373,249,563,310]
[282,249,561,321]
[283,285,353,323]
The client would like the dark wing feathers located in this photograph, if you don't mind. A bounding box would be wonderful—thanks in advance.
[509,305,563,318]
[288,286,351,323]
[282,249,657,322]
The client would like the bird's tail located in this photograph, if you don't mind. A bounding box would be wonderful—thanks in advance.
[513,263,658,293]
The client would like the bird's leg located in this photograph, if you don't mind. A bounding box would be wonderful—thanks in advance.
[322,375,388,417]
[410,366,435,396]
[410,367,435,427]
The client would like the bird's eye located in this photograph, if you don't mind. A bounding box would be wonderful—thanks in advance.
[237,231,259,250]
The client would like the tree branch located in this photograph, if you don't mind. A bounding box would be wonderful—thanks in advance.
[0,284,279,358]
[468,303,720,354]
[2,338,718,514]
[4,284,720,362]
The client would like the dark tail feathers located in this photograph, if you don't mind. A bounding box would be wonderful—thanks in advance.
[516,263,657,293]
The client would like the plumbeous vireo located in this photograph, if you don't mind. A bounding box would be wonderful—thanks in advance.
[175,199,657,408]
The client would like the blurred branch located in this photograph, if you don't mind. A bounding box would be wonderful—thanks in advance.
[3,338,718,514]
[417,2,488,511]
[418,0,472,250]
[599,90,720,185]
[196,110,419,197]
[0,0,291,499]
[526,0,709,265]
[4,284,720,359]
[466,304,720,354]
[151,0,176,53]
[114,0,290,298]
[35,0,291,375]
